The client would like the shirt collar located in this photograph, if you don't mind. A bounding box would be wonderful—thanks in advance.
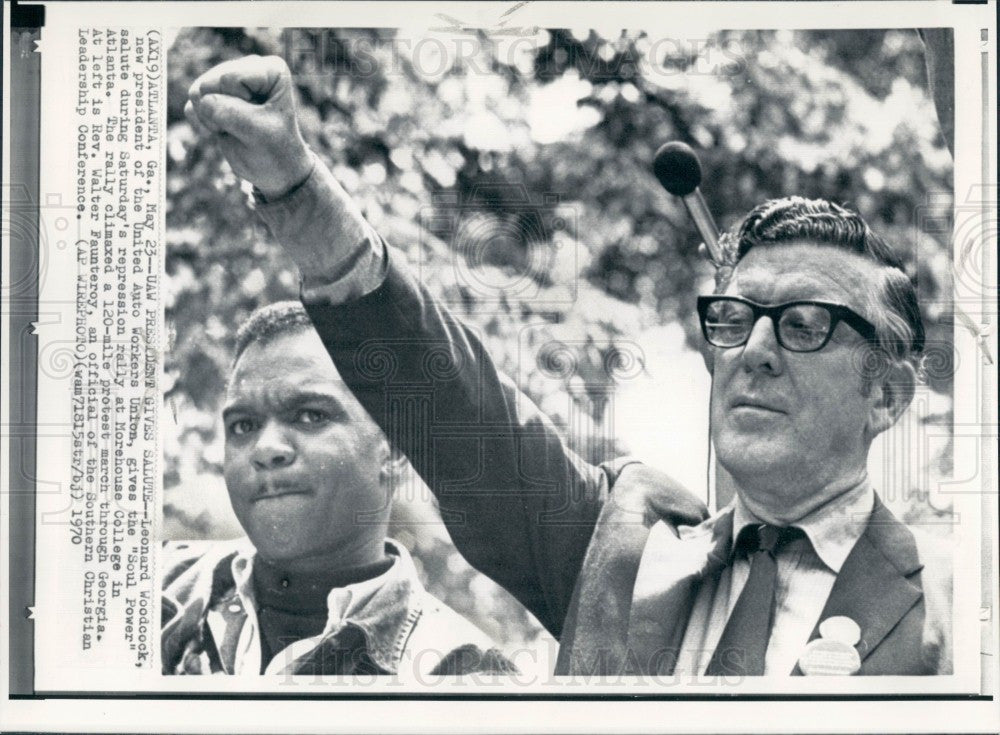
[731,481,874,573]
[228,537,422,672]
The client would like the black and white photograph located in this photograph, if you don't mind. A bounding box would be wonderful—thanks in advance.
[162,23,959,680]
[3,0,998,732]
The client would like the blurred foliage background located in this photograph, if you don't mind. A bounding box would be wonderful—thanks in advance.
[165,26,954,661]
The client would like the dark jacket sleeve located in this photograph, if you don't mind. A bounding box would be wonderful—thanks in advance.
[303,245,622,638]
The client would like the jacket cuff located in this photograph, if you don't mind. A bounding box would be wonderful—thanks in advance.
[253,150,388,304]
[600,456,645,487]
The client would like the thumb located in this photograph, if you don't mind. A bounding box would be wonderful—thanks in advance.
[196,93,263,139]
[615,464,709,527]
[647,479,709,527]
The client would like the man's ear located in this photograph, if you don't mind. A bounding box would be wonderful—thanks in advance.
[700,342,715,375]
[866,359,917,438]
[379,445,410,487]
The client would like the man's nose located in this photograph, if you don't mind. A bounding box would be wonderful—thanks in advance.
[250,421,296,470]
[740,316,784,375]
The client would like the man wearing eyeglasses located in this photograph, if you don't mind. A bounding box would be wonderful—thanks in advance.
[625,200,953,678]
[186,55,952,678]
[551,199,949,678]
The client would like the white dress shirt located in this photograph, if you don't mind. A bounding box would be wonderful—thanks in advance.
[677,481,875,675]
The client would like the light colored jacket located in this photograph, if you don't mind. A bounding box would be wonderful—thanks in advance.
[161,537,514,677]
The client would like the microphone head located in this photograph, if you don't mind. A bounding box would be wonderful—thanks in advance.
[652,141,703,197]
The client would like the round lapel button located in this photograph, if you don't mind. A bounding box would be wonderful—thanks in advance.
[819,616,861,646]
[799,638,861,675]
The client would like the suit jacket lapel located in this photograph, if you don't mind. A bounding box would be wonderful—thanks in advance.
[557,496,658,675]
[794,497,923,674]
[558,506,733,676]
[625,511,733,675]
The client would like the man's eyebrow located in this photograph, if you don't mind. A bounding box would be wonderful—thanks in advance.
[222,389,347,421]
[222,401,254,422]
[279,390,348,411]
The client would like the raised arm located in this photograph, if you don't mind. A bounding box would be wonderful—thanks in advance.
[187,55,707,637]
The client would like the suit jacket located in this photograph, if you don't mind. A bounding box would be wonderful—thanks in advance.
[302,246,952,676]
[565,496,953,676]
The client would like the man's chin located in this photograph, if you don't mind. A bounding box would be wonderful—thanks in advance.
[240,515,311,563]
[247,536,307,564]
[715,437,792,479]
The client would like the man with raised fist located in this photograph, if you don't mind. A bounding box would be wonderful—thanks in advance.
[182,54,950,678]
[162,57,519,676]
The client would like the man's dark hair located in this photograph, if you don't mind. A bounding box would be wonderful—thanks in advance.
[719,196,925,361]
[232,300,313,364]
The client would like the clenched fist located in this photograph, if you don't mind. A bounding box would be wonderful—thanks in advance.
[185,55,313,201]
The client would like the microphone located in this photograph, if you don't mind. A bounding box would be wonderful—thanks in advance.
[652,142,724,266]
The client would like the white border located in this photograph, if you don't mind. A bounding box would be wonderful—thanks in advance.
[3,0,998,732]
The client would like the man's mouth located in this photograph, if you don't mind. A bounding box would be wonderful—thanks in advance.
[730,396,787,414]
[252,482,311,502]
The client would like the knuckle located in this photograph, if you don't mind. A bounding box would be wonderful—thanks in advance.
[264,54,290,74]
[211,103,230,125]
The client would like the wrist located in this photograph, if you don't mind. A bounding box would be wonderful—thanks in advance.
[255,147,315,202]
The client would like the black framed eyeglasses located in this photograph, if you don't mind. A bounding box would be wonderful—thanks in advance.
[696,295,878,353]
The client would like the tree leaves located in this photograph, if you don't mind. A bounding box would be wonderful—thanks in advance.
[165,27,954,650]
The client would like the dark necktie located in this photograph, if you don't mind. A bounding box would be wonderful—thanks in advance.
[704,524,804,676]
